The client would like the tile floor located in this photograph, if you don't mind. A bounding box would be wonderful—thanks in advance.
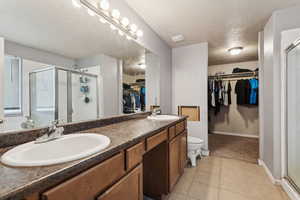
[168,156,290,200]
[208,134,259,164]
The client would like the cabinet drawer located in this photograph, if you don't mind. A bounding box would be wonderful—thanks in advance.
[97,164,143,200]
[146,129,168,151]
[168,126,176,140]
[175,121,185,135]
[42,152,126,200]
[126,141,145,171]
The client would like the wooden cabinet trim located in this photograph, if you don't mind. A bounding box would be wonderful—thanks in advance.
[146,129,168,151]
[168,126,176,140]
[126,141,145,171]
[175,121,185,135]
[42,152,125,200]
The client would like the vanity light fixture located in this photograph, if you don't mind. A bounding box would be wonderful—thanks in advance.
[87,8,96,16]
[111,9,121,19]
[100,0,110,10]
[126,35,132,40]
[228,47,243,55]
[140,64,146,69]
[118,30,124,36]
[73,0,143,40]
[99,17,106,24]
[130,24,138,33]
[110,24,117,30]
[72,0,82,8]
[137,30,143,37]
[121,17,130,27]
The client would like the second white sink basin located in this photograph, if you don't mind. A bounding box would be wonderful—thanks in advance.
[1,133,110,167]
[147,115,180,121]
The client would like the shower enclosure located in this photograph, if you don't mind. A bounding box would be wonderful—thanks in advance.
[29,66,99,127]
[286,39,300,193]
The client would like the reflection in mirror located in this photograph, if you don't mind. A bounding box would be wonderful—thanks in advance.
[122,52,146,114]
[0,0,160,133]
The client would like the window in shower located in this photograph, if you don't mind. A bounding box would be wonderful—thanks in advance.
[4,55,22,116]
[286,39,300,192]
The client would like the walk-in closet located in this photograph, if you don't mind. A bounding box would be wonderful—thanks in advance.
[208,61,259,163]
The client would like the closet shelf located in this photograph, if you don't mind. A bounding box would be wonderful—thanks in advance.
[208,71,258,80]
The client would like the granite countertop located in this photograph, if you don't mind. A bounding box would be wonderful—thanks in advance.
[0,116,186,200]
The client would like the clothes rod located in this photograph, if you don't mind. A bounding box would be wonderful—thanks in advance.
[208,71,258,80]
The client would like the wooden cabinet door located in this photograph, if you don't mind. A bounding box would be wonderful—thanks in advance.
[168,136,180,191]
[179,131,187,174]
[42,152,125,200]
[97,164,143,200]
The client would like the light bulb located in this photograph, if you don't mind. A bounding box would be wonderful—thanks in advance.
[87,8,96,16]
[72,0,81,8]
[99,17,106,24]
[228,47,243,55]
[140,64,146,69]
[130,24,138,33]
[136,30,143,37]
[118,30,124,36]
[121,17,130,27]
[100,0,109,10]
[111,9,121,19]
[110,24,117,30]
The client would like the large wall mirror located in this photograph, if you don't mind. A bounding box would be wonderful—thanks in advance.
[0,0,160,133]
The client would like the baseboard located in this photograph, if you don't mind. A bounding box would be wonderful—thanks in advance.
[210,131,259,139]
[258,159,281,185]
[282,179,300,200]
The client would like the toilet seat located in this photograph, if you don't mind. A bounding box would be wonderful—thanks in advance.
[188,136,204,144]
[187,136,204,167]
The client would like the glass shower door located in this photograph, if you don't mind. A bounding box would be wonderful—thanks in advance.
[286,40,300,192]
[29,68,55,127]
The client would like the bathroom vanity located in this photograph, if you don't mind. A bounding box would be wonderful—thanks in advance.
[0,113,187,200]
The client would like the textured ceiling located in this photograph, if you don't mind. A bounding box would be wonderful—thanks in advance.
[125,0,300,65]
[0,0,145,60]
[123,54,146,76]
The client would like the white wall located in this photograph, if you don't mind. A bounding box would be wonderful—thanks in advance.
[262,5,300,179]
[109,0,172,114]
[172,43,208,150]
[208,61,259,137]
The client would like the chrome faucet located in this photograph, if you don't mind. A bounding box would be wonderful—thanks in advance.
[151,108,161,116]
[35,120,64,144]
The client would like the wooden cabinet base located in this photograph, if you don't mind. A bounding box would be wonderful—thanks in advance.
[97,164,143,200]
[143,142,168,199]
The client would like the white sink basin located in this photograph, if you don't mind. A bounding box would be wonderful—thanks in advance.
[1,133,110,167]
[147,115,180,121]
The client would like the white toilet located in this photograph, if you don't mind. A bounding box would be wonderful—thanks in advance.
[187,136,204,167]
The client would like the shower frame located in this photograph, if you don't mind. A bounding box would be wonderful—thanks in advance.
[29,66,99,123]
[284,38,300,194]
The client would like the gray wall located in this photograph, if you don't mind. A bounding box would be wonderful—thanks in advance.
[262,5,300,179]
[172,43,208,150]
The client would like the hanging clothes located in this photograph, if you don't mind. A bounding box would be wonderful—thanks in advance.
[235,79,250,105]
[249,78,259,105]
[223,81,232,106]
